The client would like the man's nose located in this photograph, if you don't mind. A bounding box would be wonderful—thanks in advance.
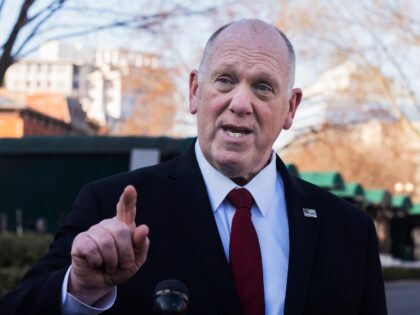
[228,85,253,115]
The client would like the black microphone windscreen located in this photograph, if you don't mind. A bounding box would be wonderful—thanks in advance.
[153,279,189,315]
[155,279,188,296]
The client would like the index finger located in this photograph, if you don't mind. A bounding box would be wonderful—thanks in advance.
[116,185,137,226]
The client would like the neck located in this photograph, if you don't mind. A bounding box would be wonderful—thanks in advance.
[229,154,273,186]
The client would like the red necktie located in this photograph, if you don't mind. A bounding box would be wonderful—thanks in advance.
[228,188,265,315]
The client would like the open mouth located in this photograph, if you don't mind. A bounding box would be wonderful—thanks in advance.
[223,125,252,138]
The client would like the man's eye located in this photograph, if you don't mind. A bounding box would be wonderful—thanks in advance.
[216,76,233,85]
[254,83,273,92]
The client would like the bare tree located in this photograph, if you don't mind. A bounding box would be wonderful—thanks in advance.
[0,0,220,86]
[114,65,178,136]
[276,0,420,135]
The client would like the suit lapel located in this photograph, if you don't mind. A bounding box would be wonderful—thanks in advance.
[164,144,241,315]
[276,157,322,315]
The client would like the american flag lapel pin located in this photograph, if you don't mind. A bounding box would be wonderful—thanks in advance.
[302,208,317,218]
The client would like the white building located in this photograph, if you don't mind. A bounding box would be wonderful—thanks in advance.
[95,48,158,69]
[5,60,100,122]
[5,60,94,100]
[81,66,123,126]
[38,41,94,64]
[5,42,160,128]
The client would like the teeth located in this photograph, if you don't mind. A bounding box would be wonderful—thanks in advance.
[226,130,244,137]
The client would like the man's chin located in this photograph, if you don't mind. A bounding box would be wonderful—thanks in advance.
[213,157,248,180]
[204,146,251,177]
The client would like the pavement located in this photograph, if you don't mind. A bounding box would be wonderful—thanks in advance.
[385,280,420,315]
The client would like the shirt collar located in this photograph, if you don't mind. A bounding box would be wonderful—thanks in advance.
[195,140,278,217]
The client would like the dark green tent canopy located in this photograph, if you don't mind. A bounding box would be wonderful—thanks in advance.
[408,204,420,216]
[285,163,299,177]
[365,189,392,207]
[299,171,345,190]
[391,195,413,212]
[331,182,365,201]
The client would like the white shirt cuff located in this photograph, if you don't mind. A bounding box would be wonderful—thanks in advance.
[61,266,117,314]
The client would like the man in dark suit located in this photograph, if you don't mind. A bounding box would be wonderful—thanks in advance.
[0,19,387,315]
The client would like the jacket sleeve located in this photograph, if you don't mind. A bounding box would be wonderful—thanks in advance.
[0,184,104,315]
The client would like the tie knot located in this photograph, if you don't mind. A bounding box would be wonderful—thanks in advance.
[227,188,254,210]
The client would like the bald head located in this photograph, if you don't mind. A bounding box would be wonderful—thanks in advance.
[198,19,296,90]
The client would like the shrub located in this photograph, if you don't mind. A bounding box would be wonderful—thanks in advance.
[0,232,53,297]
[0,232,53,267]
[0,267,29,297]
[383,267,420,281]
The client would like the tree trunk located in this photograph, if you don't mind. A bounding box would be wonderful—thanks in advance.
[0,53,14,87]
[0,0,35,86]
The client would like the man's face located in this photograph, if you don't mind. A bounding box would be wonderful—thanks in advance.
[189,22,302,184]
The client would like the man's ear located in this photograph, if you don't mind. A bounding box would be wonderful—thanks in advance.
[189,70,199,114]
[283,88,302,130]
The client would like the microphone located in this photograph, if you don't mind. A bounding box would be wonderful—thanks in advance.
[153,279,189,315]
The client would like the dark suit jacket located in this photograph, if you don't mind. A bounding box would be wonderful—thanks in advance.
[0,143,387,315]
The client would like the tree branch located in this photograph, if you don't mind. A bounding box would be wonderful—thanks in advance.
[26,0,66,24]
[0,0,6,17]
[0,0,36,85]
[18,4,219,58]
[368,31,420,113]
[14,0,68,56]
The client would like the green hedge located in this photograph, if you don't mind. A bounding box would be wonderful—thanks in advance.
[0,232,53,297]
[383,266,420,281]
[0,267,29,297]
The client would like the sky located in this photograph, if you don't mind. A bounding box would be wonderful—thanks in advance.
[0,0,319,89]
[0,1,276,58]
[2,0,419,86]
[2,0,419,136]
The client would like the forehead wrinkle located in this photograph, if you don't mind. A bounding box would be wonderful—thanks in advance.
[217,45,283,67]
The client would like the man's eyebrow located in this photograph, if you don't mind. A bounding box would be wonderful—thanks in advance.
[214,63,238,72]
[254,72,278,85]
[210,63,238,78]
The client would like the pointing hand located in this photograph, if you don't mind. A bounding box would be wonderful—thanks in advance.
[69,185,149,305]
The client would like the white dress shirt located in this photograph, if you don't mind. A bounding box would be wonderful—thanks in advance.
[195,141,289,315]
[61,141,290,315]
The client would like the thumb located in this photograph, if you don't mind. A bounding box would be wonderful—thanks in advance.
[133,224,150,266]
[116,185,137,227]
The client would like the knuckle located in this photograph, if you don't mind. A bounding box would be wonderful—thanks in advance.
[86,244,99,257]
[115,227,130,240]
[72,233,87,251]
[101,218,114,225]
[87,224,101,235]
[101,237,115,251]
[103,220,131,240]
[73,232,85,244]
